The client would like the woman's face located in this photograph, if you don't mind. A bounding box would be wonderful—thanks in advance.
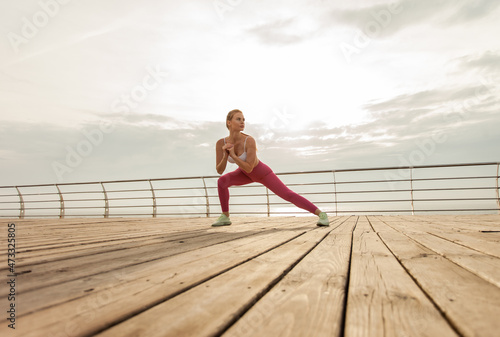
[228,112,245,131]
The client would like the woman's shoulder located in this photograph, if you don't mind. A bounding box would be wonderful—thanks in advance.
[243,134,256,145]
[242,133,255,140]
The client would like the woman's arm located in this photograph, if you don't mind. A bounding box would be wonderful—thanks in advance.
[228,136,257,173]
[216,138,230,175]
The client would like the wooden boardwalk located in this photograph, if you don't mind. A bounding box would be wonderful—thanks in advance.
[1,215,500,337]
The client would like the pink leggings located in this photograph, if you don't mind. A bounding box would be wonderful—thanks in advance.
[217,161,318,214]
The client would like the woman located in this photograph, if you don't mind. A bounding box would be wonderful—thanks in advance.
[212,109,330,227]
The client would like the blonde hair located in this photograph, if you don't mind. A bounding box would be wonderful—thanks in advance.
[226,109,243,130]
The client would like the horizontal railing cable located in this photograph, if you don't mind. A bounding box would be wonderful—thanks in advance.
[1,162,499,218]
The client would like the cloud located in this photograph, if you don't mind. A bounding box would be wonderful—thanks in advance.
[0,117,226,185]
[324,0,500,38]
[2,95,499,187]
[455,50,500,74]
[3,19,129,67]
[110,112,198,130]
[362,80,498,132]
[245,17,316,45]
[246,71,500,171]
[445,0,500,23]
[1,1,499,188]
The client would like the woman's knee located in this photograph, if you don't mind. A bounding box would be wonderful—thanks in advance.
[273,187,295,202]
[283,191,296,202]
[218,175,230,189]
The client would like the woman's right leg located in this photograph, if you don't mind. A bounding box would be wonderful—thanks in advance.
[217,168,254,214]
[250,162,319,214]
[260,172,319,214]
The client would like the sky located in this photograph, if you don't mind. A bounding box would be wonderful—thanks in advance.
[1,0,499,187]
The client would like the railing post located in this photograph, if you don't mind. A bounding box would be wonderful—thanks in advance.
[410,167,415,215]
[15,187,24,219]
[101,182,109,218]
[148,180,157,218]
[55,184,65,219]
[332,170,338,216]
[496,163,500,214]
[201,177,210,217]
[266,187,270,217]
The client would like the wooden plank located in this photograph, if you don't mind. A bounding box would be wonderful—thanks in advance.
[403,232,500,288]
[15,217,320,314]
[373,218,500,288]
[371,218,500,337]
[345,217,458,337]
[222,216,357,337]
[4,217,315,292]
[10,230,216,268]
[392,215,500,233]
[5,220,213,259]
[9,230,255,294]
[382,216,500,258]
[423,231,500,258]
[6,220,319,337]
[10,216,318,262]
[3,215,498,337]
[10,216,276,250]
[8,226,262,291]
[93,227,333,337]
[0,218,193,257]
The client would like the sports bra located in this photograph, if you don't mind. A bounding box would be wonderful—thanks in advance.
[225,136,248,163]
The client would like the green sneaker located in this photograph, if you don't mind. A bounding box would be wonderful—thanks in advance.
[212,214,232,227]
[317,212,329,227]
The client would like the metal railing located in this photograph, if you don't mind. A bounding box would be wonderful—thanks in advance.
[1,162,499,218]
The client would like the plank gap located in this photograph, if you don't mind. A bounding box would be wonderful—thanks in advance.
[426,232,500,260]
[214,227,335,337]
[339,216,358,337]
[367,217,464,337]
[92,230,312,337]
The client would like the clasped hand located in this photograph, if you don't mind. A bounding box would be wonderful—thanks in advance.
[222,143,236,157]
